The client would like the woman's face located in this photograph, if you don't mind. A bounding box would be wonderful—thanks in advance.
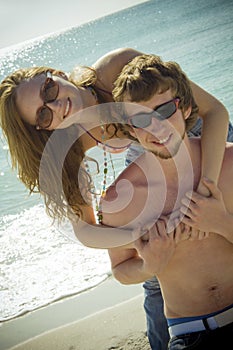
[15,73,84,130]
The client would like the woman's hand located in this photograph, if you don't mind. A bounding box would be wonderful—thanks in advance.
[196,179,211,197]
[160,214,208,241]
[180,177,227,234]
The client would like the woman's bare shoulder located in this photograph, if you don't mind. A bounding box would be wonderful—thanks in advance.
[92,47,142,69]
[92,48,143,91]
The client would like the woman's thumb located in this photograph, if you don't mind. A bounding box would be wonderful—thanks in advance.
[201,177,221,199]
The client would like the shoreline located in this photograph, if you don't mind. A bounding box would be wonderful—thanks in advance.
[0,277,149,350]
[1,275,112,323]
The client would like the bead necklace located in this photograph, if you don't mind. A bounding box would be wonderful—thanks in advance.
[97,124,107,224]
[83,124,115,224]
[83,157,100,220]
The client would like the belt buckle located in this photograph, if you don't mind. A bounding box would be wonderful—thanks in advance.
[203,316,218,331]
[202,318,211,331]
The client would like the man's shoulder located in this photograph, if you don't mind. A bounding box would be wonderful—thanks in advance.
[217,142,233,193]
[219,142,233,211]
[225,141,233,152]
[223,142,233,167]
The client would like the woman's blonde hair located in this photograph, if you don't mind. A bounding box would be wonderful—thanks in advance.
[113,54,199,131]
[0,66,99,221]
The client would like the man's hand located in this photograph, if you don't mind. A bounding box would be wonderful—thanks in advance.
[133,219,176,276]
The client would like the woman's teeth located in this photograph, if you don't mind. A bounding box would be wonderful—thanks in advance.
[64,99,70,118]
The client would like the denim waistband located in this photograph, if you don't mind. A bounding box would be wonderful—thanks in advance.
[167,303,233,327]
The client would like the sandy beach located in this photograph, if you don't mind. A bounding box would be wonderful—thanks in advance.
[1,277,151,350]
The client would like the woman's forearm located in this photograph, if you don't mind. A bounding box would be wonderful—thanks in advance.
[201,107,229,183]
[72,219,134,249]
[190,80,229,194]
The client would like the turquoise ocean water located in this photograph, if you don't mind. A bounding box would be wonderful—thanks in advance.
[0,0,233,321]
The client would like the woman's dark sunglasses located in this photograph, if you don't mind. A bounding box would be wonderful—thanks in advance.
[36,71,59,129]
[128,98,180,129]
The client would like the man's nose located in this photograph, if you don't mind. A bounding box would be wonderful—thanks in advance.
[147,117,167,136]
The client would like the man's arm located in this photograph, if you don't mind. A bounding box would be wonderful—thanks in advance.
[108,245,152,284]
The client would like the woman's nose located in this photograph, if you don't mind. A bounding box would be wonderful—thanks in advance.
[46,99,62,113]
[46,100,64,128]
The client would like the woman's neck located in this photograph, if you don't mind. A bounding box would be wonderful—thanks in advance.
[79,86,98,109]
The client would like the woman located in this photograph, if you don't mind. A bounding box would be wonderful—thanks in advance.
[0,47,230,350]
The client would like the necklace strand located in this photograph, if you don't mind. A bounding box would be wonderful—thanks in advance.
[84,124,115,224]
[97,125,107,224]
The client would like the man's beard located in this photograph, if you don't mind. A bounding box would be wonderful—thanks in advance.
[151,129,186,160]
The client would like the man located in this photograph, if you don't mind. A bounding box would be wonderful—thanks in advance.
[100,55,233,349]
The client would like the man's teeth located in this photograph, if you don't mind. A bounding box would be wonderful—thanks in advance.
[156,136,170,144]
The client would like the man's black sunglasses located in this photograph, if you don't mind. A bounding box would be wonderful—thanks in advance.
[128,98,180,129]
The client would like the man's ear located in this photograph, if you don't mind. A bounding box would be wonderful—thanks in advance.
[184,105,192,120]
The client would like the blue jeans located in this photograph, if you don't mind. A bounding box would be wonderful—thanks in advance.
[125,120,233,350]
[168,322,233,350]
[143,277,170,350]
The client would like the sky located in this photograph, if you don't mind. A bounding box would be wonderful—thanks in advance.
[0,0,147,50]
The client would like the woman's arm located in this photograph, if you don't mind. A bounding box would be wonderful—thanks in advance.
[93,47,143,93]
[190,81,229,195]
[179,82,229,233]
[181,178,233,243]
[72,205,135,248]
[73,219,136,249]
